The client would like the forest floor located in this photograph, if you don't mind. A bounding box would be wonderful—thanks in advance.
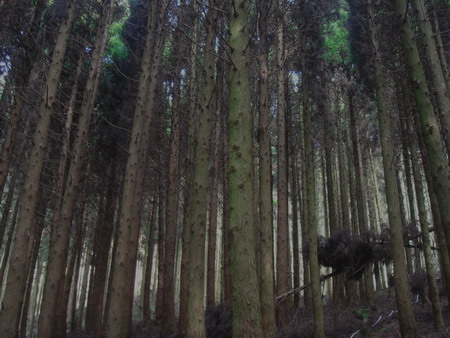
[68,287,450,337]
[277,288,450,337]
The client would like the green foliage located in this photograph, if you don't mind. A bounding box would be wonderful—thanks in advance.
[105,3,130,61]
[322,1,352,65]
[355,308,370,321]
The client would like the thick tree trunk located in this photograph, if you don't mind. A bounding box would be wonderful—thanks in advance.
[394,0,450,258]
[186,2,218,335]
[412,0,450,154]
[226,1,263,336]
[105,1,166,336]
[367,2,419,335]
[0,2,77,335]
[38,2,114,334]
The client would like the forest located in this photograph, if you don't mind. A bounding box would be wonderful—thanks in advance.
[0,0,449,337]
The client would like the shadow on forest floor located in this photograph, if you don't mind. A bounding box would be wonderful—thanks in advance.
[68,287,449,337]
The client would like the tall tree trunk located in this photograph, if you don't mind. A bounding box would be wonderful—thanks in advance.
[86,167,117,336]
[143,197,157,321]
[0,2,77,335]
[207,117,221,309]
[161,67,182,337]
[186,2,218,335]
[304,77,324,338]
[0,174,17,253]
[406,115,444,331]
[0,0,46,197]
[0,193,19,287]
[38,2,114,335]
[226,0,263,335]
[416,115,450,304]
[177,5,199,330]
[367,2,419,335]
[257,0,276,334]
[393,0,450,258]
[412,0,450,155]
[275,0,291,326]
[105,1,166,336]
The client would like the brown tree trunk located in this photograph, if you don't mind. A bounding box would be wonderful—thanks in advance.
[0,1,78,334]
[105,1,166,336]
[143,198,157,322]
[367,2,419,335]
[256,1,276,334]
[207,117,221,309]
[275,0,291,325]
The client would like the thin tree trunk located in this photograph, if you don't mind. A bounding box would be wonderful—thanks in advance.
[155,196,165,325]
[143,198,157,321]
[275,0,291,325]
[207,117,221,309]
[257,0,276,334]
[406,114,444,331]
[86,167,117,336]
[304,77,324,338]
[0,175,16,252]
[0,194,19,287]
[161,51,183,336]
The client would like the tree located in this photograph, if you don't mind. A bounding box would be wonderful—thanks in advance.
[226,0,263,335]
[185,1,218,335]
[393,0,450,257]
[0,1,78,335]
[365,0,418,335]
[105,0,166,335]
[257,0,277,334]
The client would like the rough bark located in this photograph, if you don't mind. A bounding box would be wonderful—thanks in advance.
[207,117,221,309]
[257,0,276,334]
[406,114,444,331]
[38,2,114,335]
[275,0,291,326]
[394,0,450,258]
[143,198,157,322]
[367,2,419,335]
[226,0,263,335]
[186,2,218,335]
[0,1,77,334]
[413,0,450,155]
[105,1,166,335]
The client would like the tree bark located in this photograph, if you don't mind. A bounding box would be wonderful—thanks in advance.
[186,2,218,335]
[275,0,291,326]
[226,0,263,335]
[412,0,450,155]
[367,2,419,335]
[393,0,450,258]
[38,2,114,335]
[257,0,276,334]
[0,1,78,334]
[105,1,166,336]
